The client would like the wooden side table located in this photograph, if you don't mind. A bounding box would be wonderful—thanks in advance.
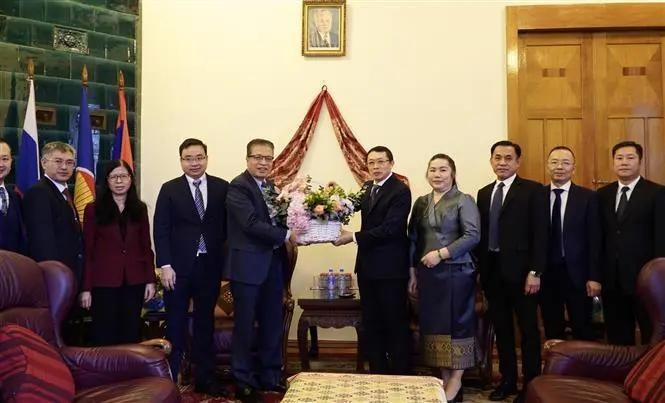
[297,293,364,372]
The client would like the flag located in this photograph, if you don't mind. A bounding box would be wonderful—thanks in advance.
[16,78,40,195]
[113,75,134,169]
[73,86,95,223]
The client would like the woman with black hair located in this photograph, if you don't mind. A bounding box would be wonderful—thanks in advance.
[80,160,156,345]
[408,154,481,403]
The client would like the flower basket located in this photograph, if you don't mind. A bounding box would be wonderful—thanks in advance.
[297,220,342,244]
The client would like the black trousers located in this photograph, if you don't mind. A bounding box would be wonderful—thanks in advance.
[357,275,411,375]
[90,283,145,346]
[484,252,541,386]
[602,290,652,345]
[164,254,221,384]
[539,262,593,340]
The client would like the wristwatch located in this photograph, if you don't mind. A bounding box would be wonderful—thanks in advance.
[529,270,542,278]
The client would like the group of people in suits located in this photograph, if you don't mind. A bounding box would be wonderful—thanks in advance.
[2,134,663,403]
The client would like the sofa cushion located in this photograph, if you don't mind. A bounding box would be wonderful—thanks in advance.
[624,340,665,403]
[0,324,75,403]
[74,377,180,403]
[527,375,630,403]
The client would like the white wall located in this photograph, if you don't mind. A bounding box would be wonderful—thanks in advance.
[139,0,643,340]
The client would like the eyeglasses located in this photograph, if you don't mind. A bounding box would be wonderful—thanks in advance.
[181,156,207,163]
[248,155,274,163]
[108,174,131,182]
[367,159,389,167]
[548,160,573,168]
[46,158,76,168]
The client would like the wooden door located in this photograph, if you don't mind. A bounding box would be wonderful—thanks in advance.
[515,31,665,188]
[593,31,665,186]
[516,33,594,187]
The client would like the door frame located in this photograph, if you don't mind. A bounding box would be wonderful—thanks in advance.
[506,3,665,138]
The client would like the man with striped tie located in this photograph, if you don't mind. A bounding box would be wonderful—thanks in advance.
[154,138,229,396]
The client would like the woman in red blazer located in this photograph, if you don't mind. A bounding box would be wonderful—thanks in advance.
[80,160,156,345]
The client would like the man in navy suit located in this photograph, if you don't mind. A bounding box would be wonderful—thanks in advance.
[597,141,665,345]
[475,141,548,403]
[23,141,83,284]
[0,139,25,253]
[334,146,412,375]
[153,138,228,396]
[227,139,297,402]
[540,146,601,341]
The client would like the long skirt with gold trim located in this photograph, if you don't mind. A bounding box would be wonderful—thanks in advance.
[417,261,476,369]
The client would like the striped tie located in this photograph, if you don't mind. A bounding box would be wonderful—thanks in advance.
[193,180,206,253]
[0,187,7,215]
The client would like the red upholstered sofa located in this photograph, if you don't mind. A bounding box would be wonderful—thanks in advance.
[0,250,180,402]
[526,258,665,403]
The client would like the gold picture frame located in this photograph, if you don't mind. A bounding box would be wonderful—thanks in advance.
[302,0,346,57]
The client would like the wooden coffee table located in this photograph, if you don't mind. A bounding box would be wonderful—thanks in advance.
[297,291,364,372]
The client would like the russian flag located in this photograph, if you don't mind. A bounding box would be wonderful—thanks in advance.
[73,85,95,223]
[16,78,40,195]
[112,70,134,170]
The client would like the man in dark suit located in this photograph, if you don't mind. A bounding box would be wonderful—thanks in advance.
[540,146,601,341]
[475,140,548,403]
[227,139,297,402]
[334,146,412,375]
[597,140,665,345]
[23,141,83,285]
[153,138,228,396]
[0,139,25,253]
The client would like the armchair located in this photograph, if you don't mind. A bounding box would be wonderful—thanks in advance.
[526,258,665,403]
[0,250,179,402]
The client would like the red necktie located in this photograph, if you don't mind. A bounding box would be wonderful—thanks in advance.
[62,188,77,219]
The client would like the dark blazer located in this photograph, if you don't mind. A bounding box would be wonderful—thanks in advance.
[475,176,548,286]
[23,177,83,283]
[226,170,288,285]
[81,203,156,291]
[597,178,665,294]
[153,174,228,277]
[354,174,412,279]
[0,184,26,254]
[545,183,601,288]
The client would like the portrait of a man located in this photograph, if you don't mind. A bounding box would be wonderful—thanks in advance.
[308,8,339,48]
[302,1,345,56]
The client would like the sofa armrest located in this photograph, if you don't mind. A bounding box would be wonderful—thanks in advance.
[61,344,173,391]
[141,338,172,355]
[543,340,647,383]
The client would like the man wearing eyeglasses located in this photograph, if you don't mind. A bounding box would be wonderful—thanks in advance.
[23,141,84,344]
[539,146,601,342]
[226,139,299,402]
[0,139,26,254]
[23,141,83,284]
[334,145,412,375]
[153,138,229,396]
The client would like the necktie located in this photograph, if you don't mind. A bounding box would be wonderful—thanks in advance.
[370,184,380,208]
[62,188,77,219]
[488,182,504,251]
[322,37,330,46]
[616,186,629,221]
[193,180,207,253]
[0,187,8,215]
[550,188,564,264]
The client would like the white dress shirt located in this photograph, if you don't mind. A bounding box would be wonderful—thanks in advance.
[615,176,641,211]
[549,180,571,229]
[490,173,517,206]
[186,173,207,210]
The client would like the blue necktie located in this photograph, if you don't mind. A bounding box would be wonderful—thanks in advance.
[193,180,206,253]
[550,188,564,264]
[0,187,7,215]
[488,182,504,251]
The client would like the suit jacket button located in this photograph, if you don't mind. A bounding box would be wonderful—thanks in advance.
[616,230,621,235]
[122,249,127,254]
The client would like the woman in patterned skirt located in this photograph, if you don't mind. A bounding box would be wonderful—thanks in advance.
[408,154,480,402]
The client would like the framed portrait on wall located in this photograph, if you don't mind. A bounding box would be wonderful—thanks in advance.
[302,0,346,57]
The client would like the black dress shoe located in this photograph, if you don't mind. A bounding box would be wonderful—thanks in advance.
[194,379,228,397]
[235,385,259,403]
[260,382,287,393]
[512,391,525,403]
[488,382,518,401]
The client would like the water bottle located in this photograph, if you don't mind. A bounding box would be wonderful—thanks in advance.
[327,268,336,291]
[338,268,348,293]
